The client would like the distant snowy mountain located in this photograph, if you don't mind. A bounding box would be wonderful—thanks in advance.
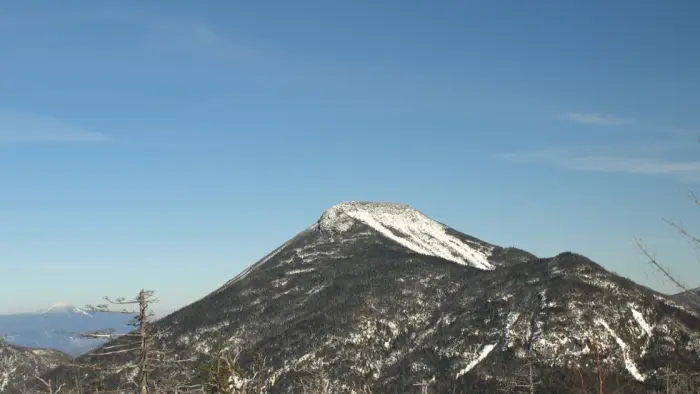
[26,202,700,393]
[39,302,94,317]
[0,303,135,356]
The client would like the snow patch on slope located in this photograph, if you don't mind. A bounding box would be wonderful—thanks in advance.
[456,343,496,378]
[629,305,653,337]
[319,202,494,269]
[595,318,646,381]
[503,312,520,349]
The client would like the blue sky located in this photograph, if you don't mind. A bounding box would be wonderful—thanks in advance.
[1,1,699,314]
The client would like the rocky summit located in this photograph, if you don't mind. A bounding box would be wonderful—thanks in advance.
[21,202,700,393]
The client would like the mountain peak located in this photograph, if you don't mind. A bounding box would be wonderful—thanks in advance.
[319,201,413,229]
[318,201,495,269]
[41,303,92,317]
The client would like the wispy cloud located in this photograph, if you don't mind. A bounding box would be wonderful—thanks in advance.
[1,7,247,62]
[93,9,248,61]
[563,157,700,174]
[493,150,700,182]
[563,112,636,126]
[0,111,109,143]
[494,112,700,181]
[496,151,700,174]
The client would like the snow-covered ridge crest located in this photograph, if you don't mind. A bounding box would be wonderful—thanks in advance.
[318,201,494,270]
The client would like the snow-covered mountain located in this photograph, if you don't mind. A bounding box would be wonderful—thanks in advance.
[0,303,135,356]
[0,339,71,392]
[39,302,94,317]
[28,202,700,393]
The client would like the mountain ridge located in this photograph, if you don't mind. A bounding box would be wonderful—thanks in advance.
[21,201,700,393]
[671,287,700,312]
[0,339,72,392]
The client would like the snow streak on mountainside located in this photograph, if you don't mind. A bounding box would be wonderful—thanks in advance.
[319,202,494,269]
